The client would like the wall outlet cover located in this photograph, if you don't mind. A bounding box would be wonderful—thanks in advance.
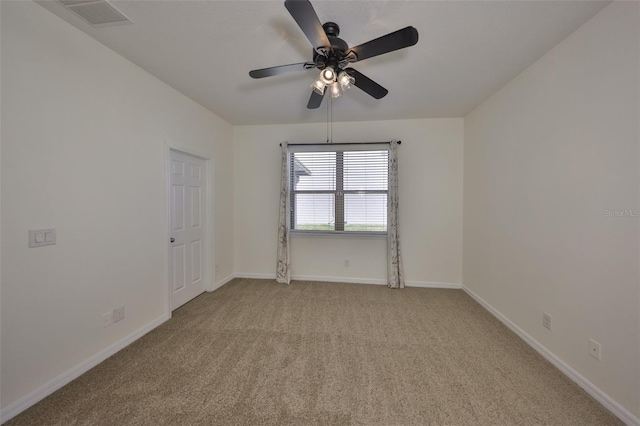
[113,306,125,323]
[588,338,602,360]
[28,229,56,248]
[102,312,113,328]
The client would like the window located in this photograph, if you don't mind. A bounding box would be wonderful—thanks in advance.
[289,144,389,234]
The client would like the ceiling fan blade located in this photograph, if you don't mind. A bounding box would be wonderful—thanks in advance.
[284,0,331,55]
[346,68,388,99]
[348,26,418,62]
[249,62,315,79]
[307,89,325,109]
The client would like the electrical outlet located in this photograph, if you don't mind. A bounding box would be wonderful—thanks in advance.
[344,259,350,267]
[29,228,56,248]
[542,313,552,330]
[102,311,113,328]
[588,338,601,360]
[215,264,219,274]
[113,306,125,323]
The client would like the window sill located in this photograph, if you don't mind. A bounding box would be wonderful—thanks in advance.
[290,230,387,239]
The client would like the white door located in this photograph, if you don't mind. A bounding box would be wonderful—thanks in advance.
[169,150,206,310]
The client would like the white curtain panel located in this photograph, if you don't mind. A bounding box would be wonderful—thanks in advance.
[276,142,291,284]
[387,140,405,289]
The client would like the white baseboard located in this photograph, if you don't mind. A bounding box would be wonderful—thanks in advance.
[0,313,170,424]
[210,273,235,291]
[293,274,388,285]
[462,285,640,426]
[405,280,462,289]
[234,273,461,289]
[234,272,276,280]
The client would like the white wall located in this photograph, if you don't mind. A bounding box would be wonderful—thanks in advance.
[464,2,639,419]
[0,0,233,414]
[234,118,463,286]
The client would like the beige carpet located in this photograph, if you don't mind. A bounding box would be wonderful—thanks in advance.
[7,278,621,425]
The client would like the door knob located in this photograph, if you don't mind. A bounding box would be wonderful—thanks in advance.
[170,238,175,243]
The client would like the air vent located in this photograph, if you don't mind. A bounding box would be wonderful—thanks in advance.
[58,0,132,27]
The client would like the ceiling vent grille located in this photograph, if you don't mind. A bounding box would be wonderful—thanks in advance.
[57,0,132,27]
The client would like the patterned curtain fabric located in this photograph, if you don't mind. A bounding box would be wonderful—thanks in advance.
[387,140,405,289]
[276,143,291,284]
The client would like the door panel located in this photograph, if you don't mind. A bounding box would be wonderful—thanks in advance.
[172,159,184,176]
[191,186,201,228]
[172,185,185,231]
[191,240,202,283]
[172,244,186,291]
[169,150,207,310]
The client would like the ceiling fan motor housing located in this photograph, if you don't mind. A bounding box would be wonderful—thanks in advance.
[313,22,350,70]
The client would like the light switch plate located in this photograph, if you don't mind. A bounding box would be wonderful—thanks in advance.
[29,229,56,248]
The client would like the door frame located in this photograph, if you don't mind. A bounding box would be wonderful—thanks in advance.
[165,144,214,315]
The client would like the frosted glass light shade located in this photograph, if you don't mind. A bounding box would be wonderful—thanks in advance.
[311,79,326,95]
[338,71,355,89]
[320,67,336,85]
[329,82,342,98]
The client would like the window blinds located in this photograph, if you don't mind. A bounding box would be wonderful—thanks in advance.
[289,144,389,233]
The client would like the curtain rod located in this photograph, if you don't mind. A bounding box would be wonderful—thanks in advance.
[280,141,400,147]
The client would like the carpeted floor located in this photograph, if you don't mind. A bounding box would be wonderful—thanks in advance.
[7,278,621,425]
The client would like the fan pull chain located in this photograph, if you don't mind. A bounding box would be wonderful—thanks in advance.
[326,95,333,144]
[326,94,329,143]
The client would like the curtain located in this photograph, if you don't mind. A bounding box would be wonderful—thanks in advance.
[276,142,291,284]
[387,140,405,289]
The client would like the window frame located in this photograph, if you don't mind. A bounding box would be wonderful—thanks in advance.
[288,143,389,237]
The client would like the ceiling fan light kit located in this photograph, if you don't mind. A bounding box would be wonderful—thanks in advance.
[310,66,353,98]
[249,0,419,109]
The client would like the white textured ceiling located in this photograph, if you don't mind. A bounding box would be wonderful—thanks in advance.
[37,0,610,125]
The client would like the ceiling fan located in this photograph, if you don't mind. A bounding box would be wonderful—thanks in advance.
[249,0,419,109]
